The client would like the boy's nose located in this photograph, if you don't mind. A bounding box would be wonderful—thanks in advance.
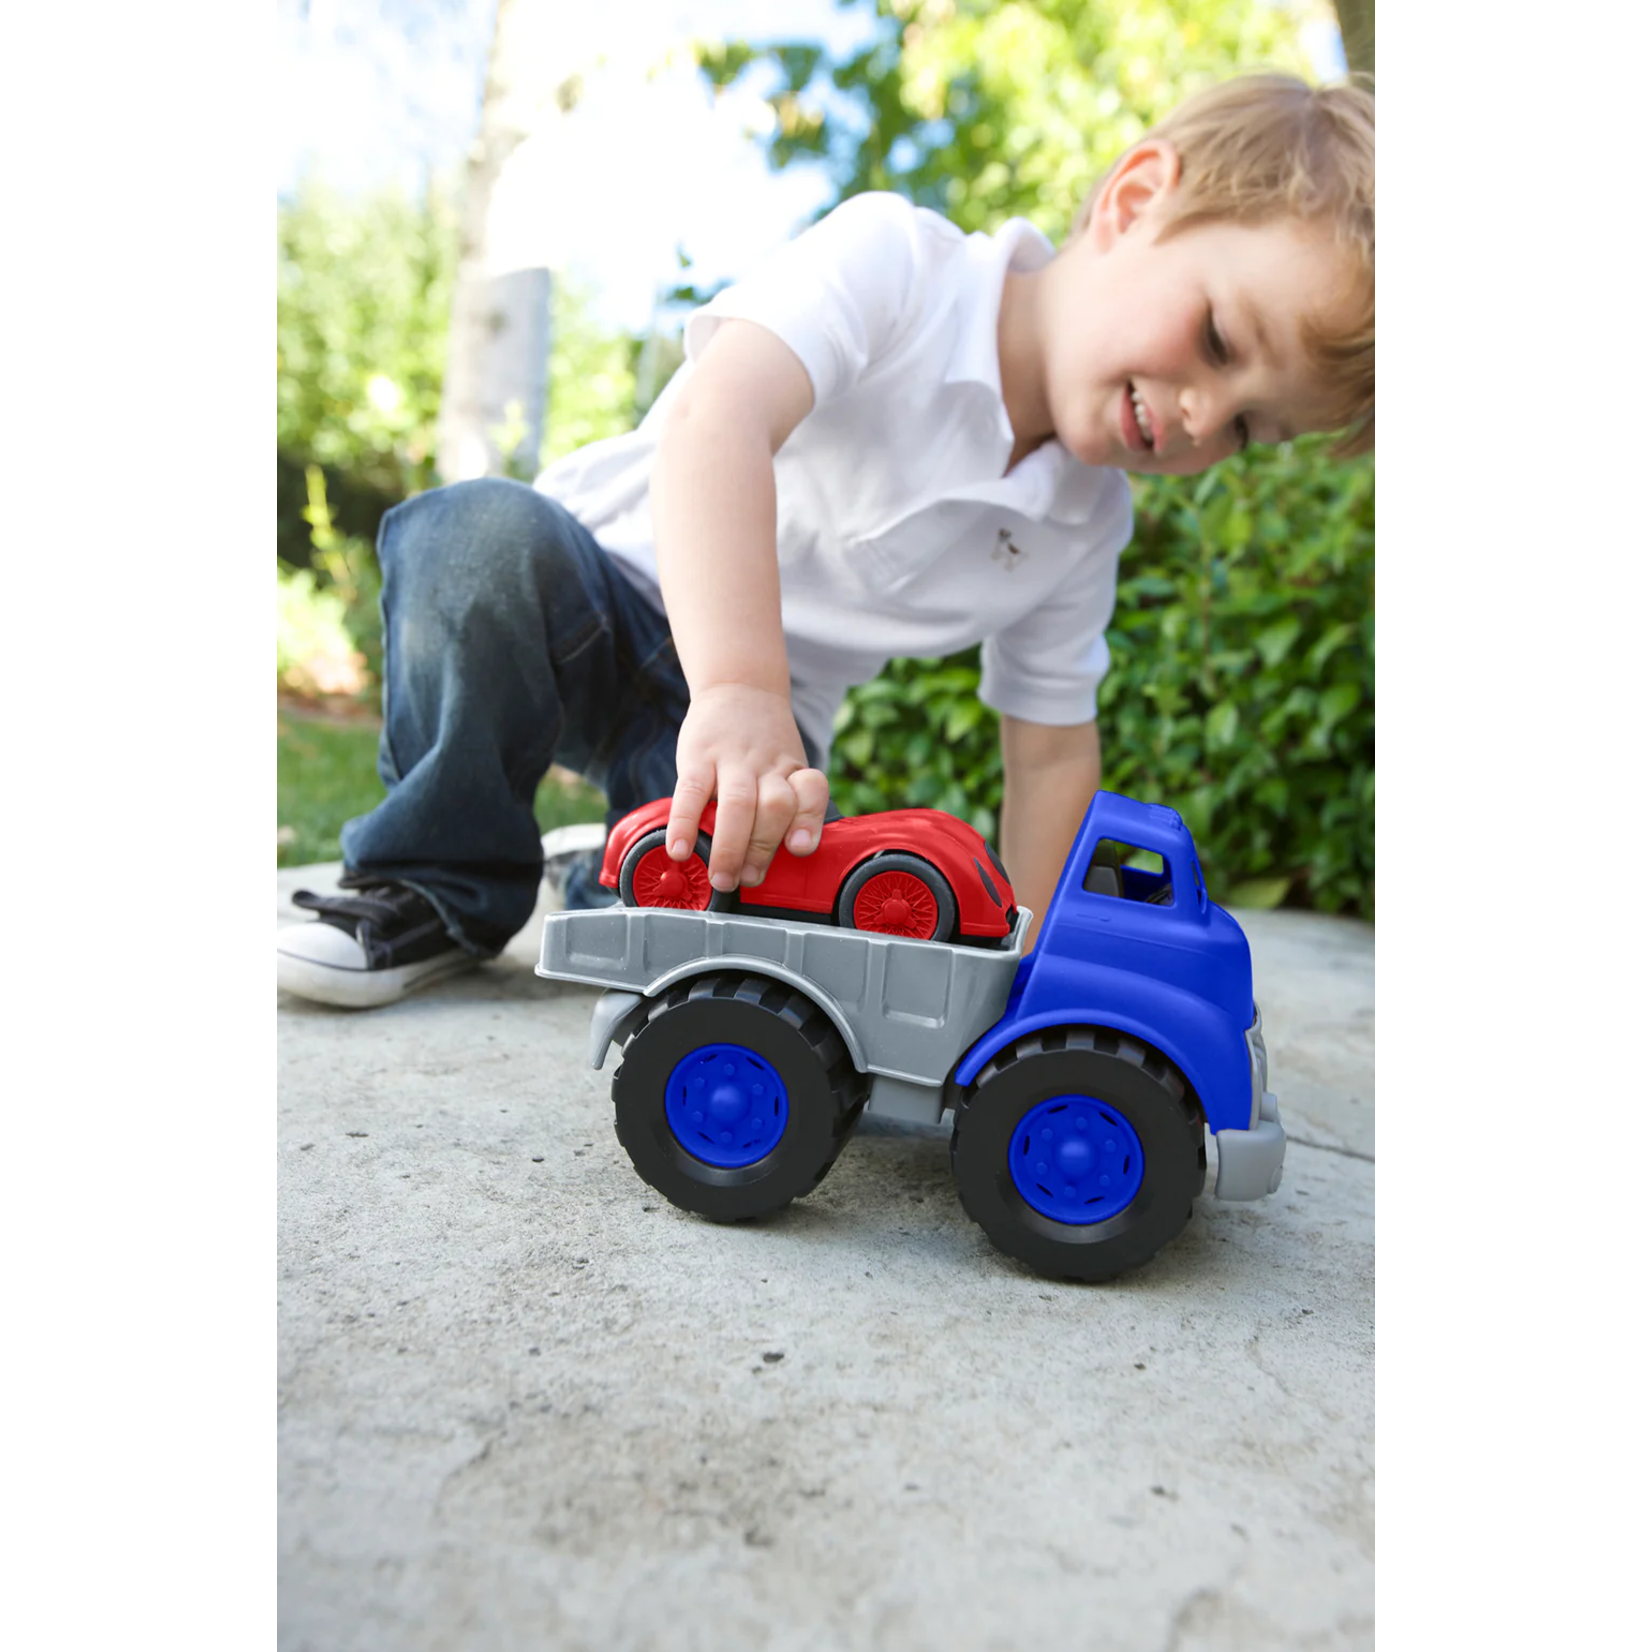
[1178,384,1235,449]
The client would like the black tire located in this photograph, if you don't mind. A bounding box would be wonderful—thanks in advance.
[619,828,714,909]
[834,852,959,943]
[950,1028,1205,1282]
[611,972,867,1221]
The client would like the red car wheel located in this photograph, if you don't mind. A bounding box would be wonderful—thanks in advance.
[620,828,714,911]
[835,852,958,943]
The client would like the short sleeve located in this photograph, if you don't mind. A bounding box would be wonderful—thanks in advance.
[978,526,1130,727]
[683,192,927,409]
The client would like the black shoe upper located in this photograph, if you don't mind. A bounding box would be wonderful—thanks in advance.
[291,878,457,970]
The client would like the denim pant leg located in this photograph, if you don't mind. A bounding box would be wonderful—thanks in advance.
[338,478,690,955]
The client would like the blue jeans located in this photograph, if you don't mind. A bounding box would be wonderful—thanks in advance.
[339,479,694,957]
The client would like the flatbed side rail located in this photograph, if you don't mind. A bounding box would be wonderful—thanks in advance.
[538,906,1029,1086]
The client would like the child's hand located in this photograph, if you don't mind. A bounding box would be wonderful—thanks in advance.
[667,685,830,893]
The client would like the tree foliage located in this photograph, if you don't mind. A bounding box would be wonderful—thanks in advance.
[697,0,1313,238]
[277,174,456,505]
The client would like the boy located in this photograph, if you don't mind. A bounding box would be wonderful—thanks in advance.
[277,72,1374,1008]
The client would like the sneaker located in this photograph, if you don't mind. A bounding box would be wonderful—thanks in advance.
[541,821,614,910]
[276,878,476,1008]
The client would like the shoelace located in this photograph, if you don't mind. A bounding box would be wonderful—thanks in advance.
[291,882,449,967]
[292,882,424,926]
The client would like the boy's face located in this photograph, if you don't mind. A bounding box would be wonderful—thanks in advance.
[1042,146,1357,475]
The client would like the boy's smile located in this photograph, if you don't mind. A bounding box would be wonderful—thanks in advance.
[999,140,1360,476]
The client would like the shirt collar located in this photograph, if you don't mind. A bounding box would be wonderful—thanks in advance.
[943,215,1053,396]
[943,215,1122,528]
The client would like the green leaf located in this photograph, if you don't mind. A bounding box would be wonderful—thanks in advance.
[1317,682,1361,727]
[839,730,874,768]
[1305,621,1356,676]
[1204,701,1240,750]
[1255,778,1290,815]
[1254,618,1301,668]
[1219,508,1254,550]
[1128,575,1177,598]
[944,699,984,742]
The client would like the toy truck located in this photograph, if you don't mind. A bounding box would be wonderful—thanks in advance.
[536,790,1283,1282]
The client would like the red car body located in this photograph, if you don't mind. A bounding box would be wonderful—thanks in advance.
[598,798,1018,942]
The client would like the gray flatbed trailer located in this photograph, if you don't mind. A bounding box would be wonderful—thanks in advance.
[536,903,1032,1126]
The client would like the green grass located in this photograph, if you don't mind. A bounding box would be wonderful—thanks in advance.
[277,711,608,867]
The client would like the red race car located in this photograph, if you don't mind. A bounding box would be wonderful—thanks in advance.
[597,798,1019,945]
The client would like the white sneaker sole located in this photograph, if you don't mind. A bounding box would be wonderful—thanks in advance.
[541,821,608,858]
[275,944,477,1009]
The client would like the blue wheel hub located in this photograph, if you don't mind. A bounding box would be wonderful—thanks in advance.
[1008,1094,1145,1224]
[665,1042,790,1168]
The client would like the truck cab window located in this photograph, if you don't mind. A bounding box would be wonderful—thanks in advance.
[1082,840,1174,906]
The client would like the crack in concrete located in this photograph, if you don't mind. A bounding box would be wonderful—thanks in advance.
[1160,1549,1252,1652]
[1285,1133,1374,1164]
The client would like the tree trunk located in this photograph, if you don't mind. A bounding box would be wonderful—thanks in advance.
[1331,0,1375,81]
[437,0,568,484]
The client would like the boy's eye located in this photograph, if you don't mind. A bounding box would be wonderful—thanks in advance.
[1204,310,1231,366]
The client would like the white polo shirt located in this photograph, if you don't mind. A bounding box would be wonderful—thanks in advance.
[533,191,1133,763]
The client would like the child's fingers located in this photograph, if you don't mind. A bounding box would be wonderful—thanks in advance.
[666,765,715,861]
[705,773,756,893]
[785,768,830,856]
[741,772,801,887]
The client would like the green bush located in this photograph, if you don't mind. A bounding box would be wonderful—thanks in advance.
[276,567,362,698]
[830,438,1375,919]
[831,659,1004,841]
[276,465,384,699]
[277,176,455,507]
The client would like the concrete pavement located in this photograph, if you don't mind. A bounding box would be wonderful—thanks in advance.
[277,862,1374,1652]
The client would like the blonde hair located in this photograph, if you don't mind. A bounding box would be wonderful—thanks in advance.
[1077,74,1375,455]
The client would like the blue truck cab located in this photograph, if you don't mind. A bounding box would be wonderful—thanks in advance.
[946,791,1284,1273]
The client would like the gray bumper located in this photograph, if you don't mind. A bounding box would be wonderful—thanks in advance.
[588,990,643,1069]
[1213,1091,1286,1200]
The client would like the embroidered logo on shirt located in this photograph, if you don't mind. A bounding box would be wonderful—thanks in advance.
[991,527,1025,570]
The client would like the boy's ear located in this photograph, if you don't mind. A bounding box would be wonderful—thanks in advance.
[1089,139,1180,249]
